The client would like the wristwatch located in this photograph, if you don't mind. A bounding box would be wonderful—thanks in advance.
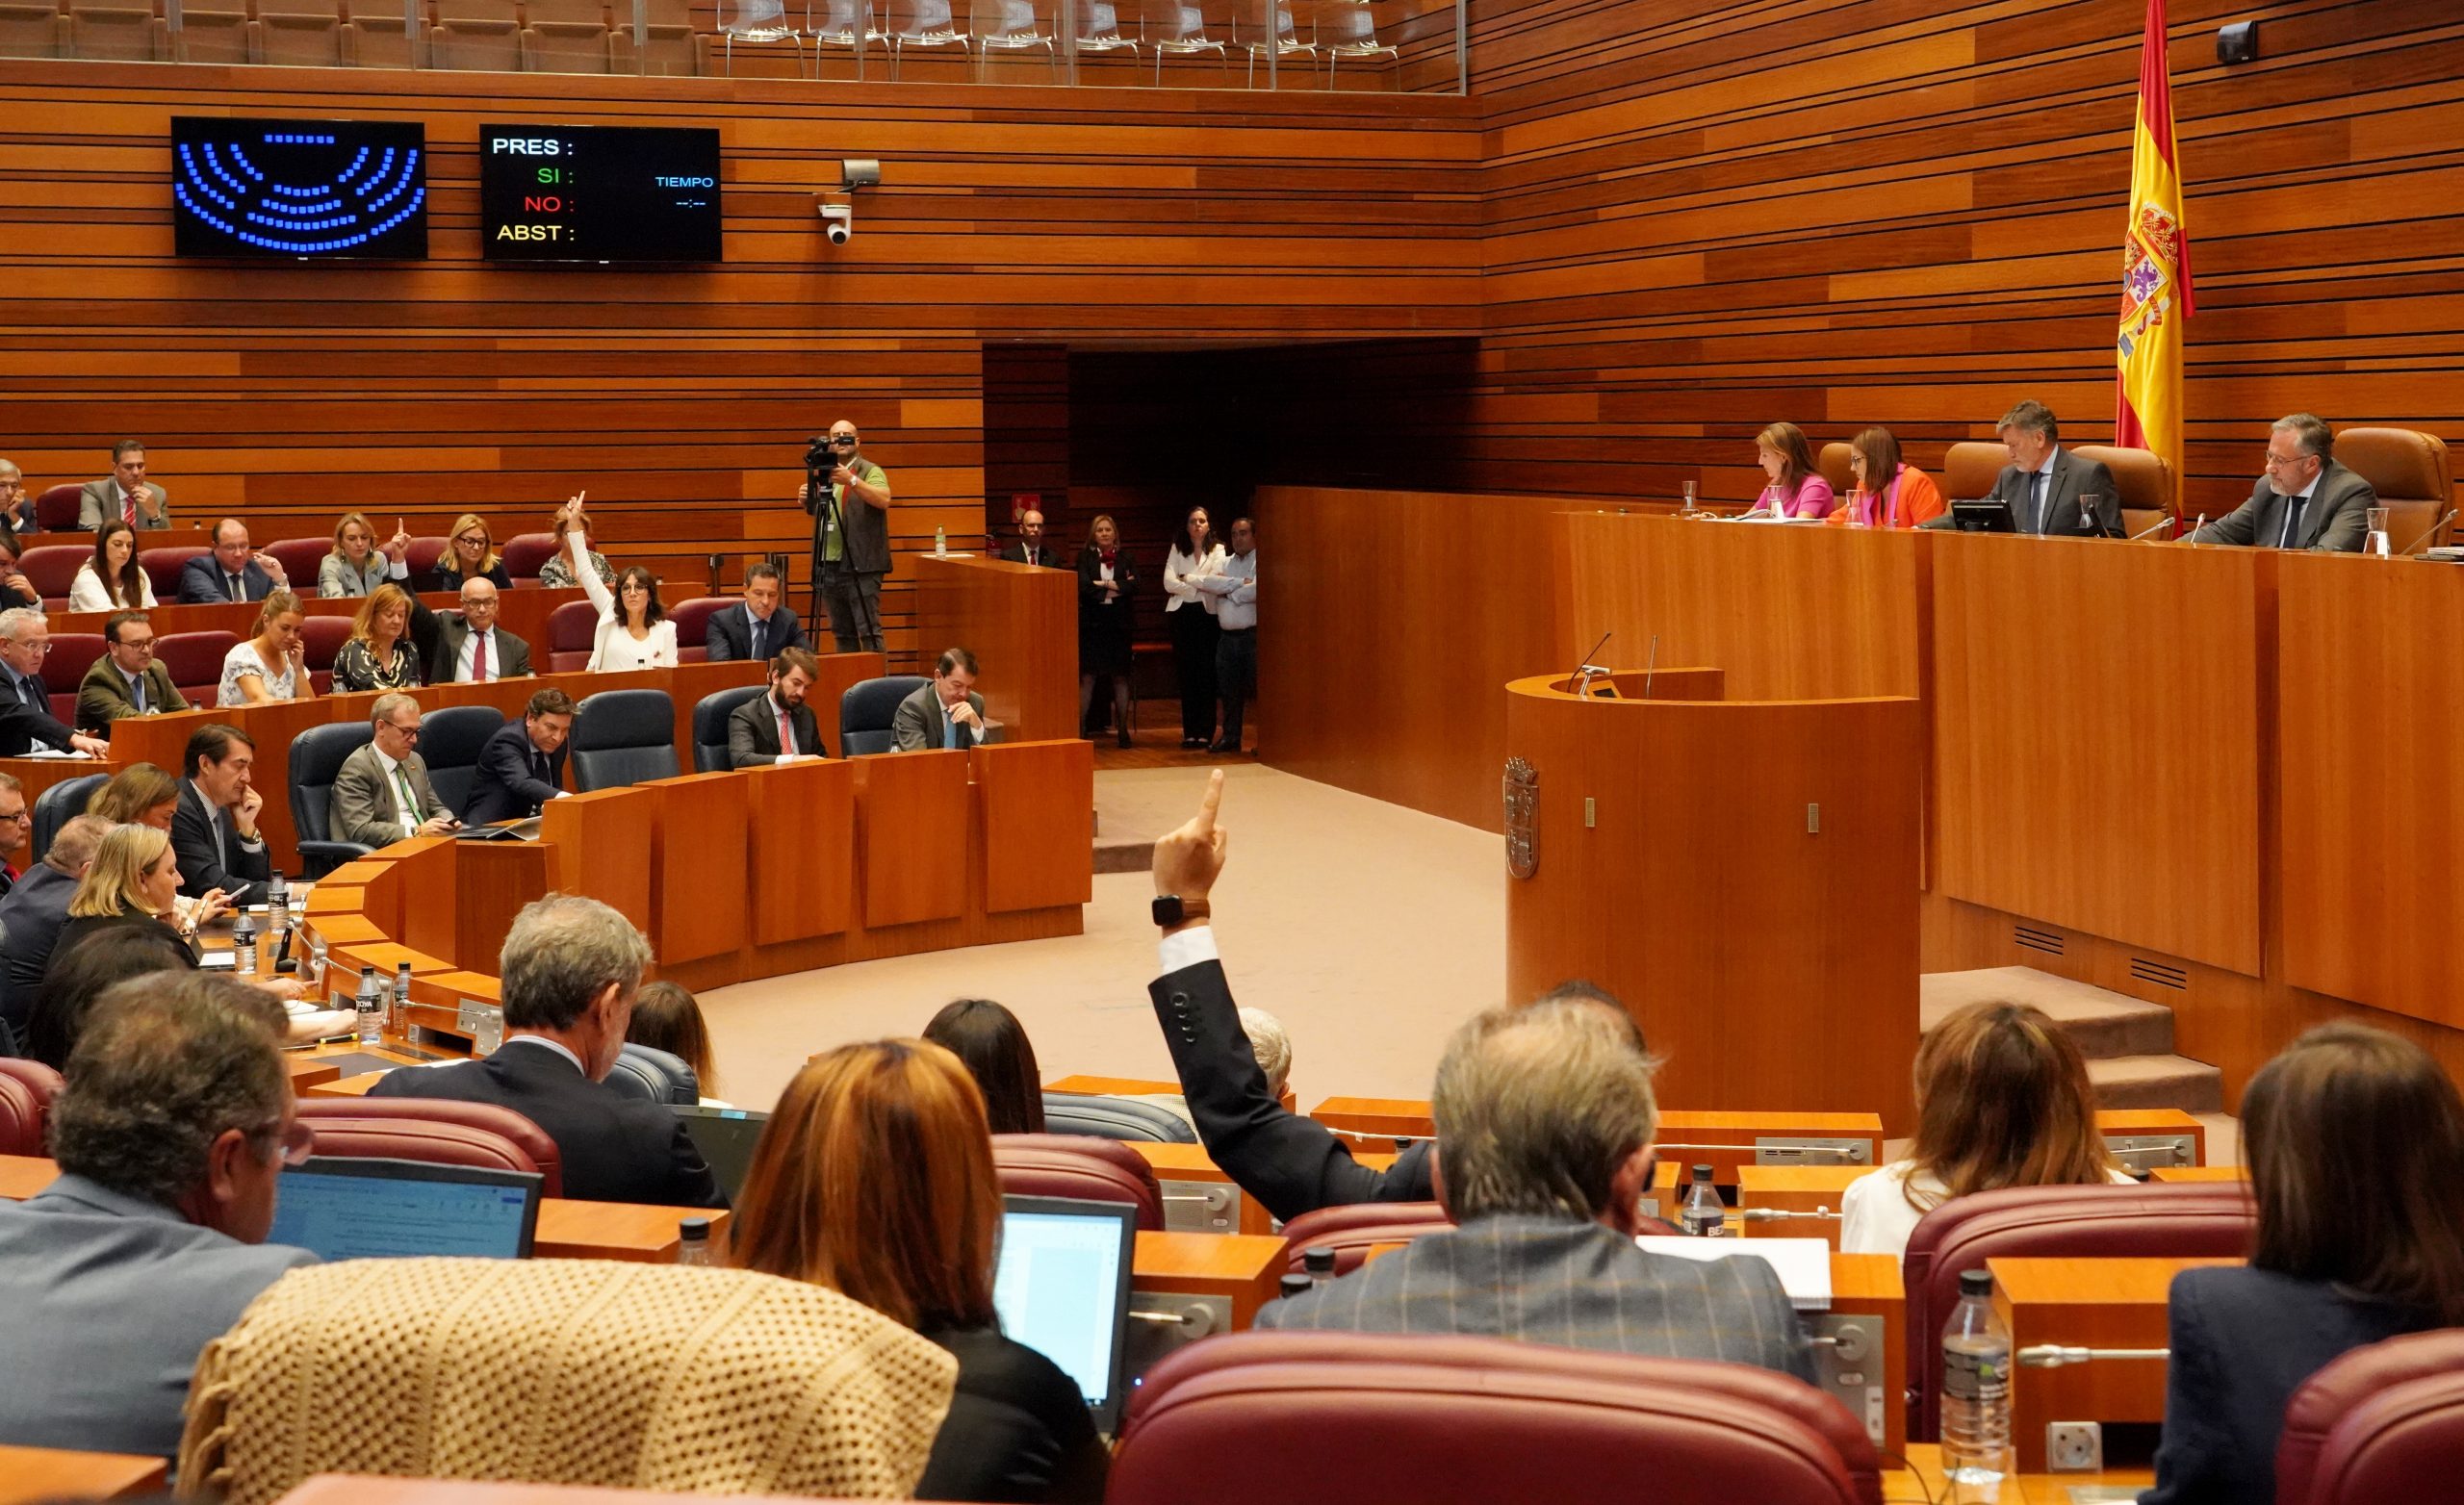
[1151,895,1211,929]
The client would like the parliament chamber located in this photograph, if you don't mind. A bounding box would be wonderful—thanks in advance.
[7,0,2464,1500]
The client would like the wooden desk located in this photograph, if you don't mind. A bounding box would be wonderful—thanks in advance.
[1895,1443,2156,1504]
[1310,1102,1886,1181]
[1990,1255,2241,1472]
[1737,1165,1859,1248]
[0,1154,54,1199]
[2098,1108,2208,1170]
[0,1443,166,1502]
[1127,1142,1268,1237]
[911,554,1079,747]
[2150,1165,2247,1185]
[273,1481,884,1505]
[1831,1250,1908,1460]
[1132,1230,1287,1331]
[533,1202,730,1263]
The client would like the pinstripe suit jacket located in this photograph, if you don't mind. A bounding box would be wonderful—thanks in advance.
[1255,1213,1814,1381]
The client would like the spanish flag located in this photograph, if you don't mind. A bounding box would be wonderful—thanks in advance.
[2116,0,2194,478]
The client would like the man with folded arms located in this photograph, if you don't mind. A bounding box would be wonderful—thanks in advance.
[465,688,575,826]
[0,976,316,1458]
[2188,413,2377,550]
[369,893,724,1208]
[729,646,828,766]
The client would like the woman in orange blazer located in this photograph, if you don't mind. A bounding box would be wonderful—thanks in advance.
[1829,426,1946,528]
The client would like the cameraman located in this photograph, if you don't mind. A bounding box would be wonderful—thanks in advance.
[795,420,893,654]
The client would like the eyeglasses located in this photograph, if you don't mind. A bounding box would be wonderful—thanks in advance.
[119,637,157,652]
[0,808,28,826]
[2264,450,2304,467]
[271,1119,317,1167]
[389,722,424,739]
[16,641,51,657]
[455,533,489,548]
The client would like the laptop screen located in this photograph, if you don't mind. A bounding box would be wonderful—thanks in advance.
[674,1105,771,1203]
[269,1156,542,1261]
[993,1194,1138,1434]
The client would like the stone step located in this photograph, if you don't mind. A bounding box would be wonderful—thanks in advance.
[1921,965,2176,1059]
[2088,1054,2225,1114]
[1094,833,1156,875]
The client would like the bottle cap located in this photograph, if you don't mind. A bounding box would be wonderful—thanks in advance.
[1302,1245,1336,1273]
[1277,1273,1313,1298]
[1691,1163,1714,1182]
[1959,1268,1992,1298]
[680,1216,711,1241]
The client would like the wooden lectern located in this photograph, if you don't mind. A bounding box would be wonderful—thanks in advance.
[1502,671,1922,1134]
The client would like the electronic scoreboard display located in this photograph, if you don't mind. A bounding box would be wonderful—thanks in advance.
[172,116,427,259]
[478,125,723,263]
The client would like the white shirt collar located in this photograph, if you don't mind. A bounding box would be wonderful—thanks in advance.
[372,743,406,778]
[500,1033,587,1073]
[2293,468,2323,501]
[2033,446,2061,477]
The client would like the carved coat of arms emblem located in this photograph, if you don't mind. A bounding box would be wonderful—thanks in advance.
[1503,757,1538,880]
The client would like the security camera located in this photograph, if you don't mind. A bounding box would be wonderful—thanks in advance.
[841,159,882,191]
[819,202,852,245]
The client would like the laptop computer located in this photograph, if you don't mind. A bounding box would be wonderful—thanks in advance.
[268,1156,542,1261]
[993,1194,1139,1435]
[673,1105,771,1203]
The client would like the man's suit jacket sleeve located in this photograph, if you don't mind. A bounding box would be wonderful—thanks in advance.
[0,696,74,753]
[2313,472,2378,550]
[172,793,268,903]
[725,698,772,769]
[800,704,830,759]
[652,1112,729,1210]
[500,631,534,676]
[705,608,745,662]
[328,749,398,848]
[477,727,560,812]
[1149,957,1432,1223]
[76,483,102,531]
[2194,485,2265,546]
[890,690,931,752]
[777,606,809,652]
[173,557,222,605]
[75,665,131,731]
[412,761,452,823]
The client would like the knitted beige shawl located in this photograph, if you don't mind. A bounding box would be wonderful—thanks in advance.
[177,1258,958,1503]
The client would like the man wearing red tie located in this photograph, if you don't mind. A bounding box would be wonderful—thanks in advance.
[726,647,827,767]
[76,441,172,530]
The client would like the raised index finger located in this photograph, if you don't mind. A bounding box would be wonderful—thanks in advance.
[1193,767,1224,832]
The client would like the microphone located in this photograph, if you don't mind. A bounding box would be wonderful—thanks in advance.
[1568,630,1613,698]
[1643,634,1659,700]
[2018,1344,2169,1369]
[1733,1206,1844,1223]
[2182,513,2206,544]
[2398,508,2456,555]
[2127,515,2174,542]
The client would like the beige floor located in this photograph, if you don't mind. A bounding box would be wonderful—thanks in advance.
[701,762,1511,1116]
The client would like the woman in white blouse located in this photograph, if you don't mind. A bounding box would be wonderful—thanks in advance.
[557,495,676,671]
[1838,1000,2136,1257]
[1160,505,1225,750]
[68,520,157,612]
[218,589,320,707]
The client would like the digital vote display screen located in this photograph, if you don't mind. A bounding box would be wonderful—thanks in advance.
[172,116,427,259]
[479,125,722,264]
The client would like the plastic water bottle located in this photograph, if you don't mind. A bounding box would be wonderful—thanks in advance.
[266,873,290,944]
[1302,1245,1337,1287]
[934,525,947,558]
[1681,1163,1726,1237]
[677,1216,713,1266]
[231,913,257,978]
[392,961,415,1037]
[1941,1268,2014,1497]
[354,966,383,1046]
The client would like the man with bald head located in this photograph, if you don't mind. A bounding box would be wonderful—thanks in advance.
[999,508,1061,568]
[797,418,893,654]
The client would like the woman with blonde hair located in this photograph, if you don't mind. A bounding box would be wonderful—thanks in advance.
[435,512,512,592]
[85,762,180,829]
[331,582,422,692]
[1839,1000,2129,1256]
[218,590,318,706]
[732,1039,1106,1503]
[48,824,224,969]
[319,512,389,598]
[67,520,156,611]
[2143,1024,2464,1505]
[1827,426,1945,529]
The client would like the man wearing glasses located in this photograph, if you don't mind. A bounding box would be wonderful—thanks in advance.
[2187,413,2378,550]
[0,609,107,758]
[329,694,460,848]
[0,977,318,1459]
[0,773,26,897]
[797,419,893,654]
[0,460,34,537]
[76,611,189,731]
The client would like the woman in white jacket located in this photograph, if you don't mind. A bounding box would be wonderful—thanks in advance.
[67,520,157,612]
[1160,505,1225,749]
[557,494,676,671]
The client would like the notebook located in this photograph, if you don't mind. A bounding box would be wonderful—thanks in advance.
[993,1194,1139,1433]
[269,1156,542,1261]
[673,1104,770,1202]
[1633,1235,1835,1312]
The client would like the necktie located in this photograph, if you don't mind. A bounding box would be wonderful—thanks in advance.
[213,806,231,868]
[944,712,960,751]
[16,677,35,711]
[394,764,420,833]
[532,749,550,784]
[131,674,145,714]
[122,490,138,526]
[751,617,766,661]
[470,629,489,682]
[226,572,242,601]
[2279,495,2308,548]
[2028,472,2046,532]
[777,702,796,756]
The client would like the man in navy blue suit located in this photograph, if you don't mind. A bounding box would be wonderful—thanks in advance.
[462,688,574,827]
[0,608,108,758]
[175,519,288,604]
[703,562,809,663]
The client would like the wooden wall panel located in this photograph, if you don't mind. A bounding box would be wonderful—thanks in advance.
[1,64,1481,672]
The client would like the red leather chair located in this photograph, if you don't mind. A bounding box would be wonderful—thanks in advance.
[1903,1182,2253,1441]
[666,596,731,664]
[18,543,90,608]
[1816,442,1855,499]
[2278,1329,2464,1505]
[2073,443,2177,536]
[263,538,334,589]
[1940,441,2004,502]
[157,629,240,704]
[296,614,354,695]
[140,546,204,603]
[296,1098,564,1197]
[500,531,561,582]
[548,599,599,673]
[1277,1201,1453,1276]
[0,1072,45,1156]
[1112,1331,1883,1505]
[2335,426,2455,551]
[43,633,107,723]
[991,1132,1166,1230]
[0,1058,64,1149]
[404,536,450,591]
[34,484,83,532]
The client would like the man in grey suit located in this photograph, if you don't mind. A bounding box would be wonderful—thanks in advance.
[1984,400,2121,537]
[2190,413,2378,550]
[729,646,828,766]
[329,693,460,847]
[0,974,317,1458]
[892,645,990,752]
[77,440,173,530]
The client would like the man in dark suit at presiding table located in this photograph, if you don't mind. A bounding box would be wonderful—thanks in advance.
[1984,399,2120,537]
[173,723,272,905]
[76,610,189,731]
[0,607,109,757]
[2190,413,2378,550]
[728,646,828,767]
[704,561,809,663]
[176,519,290,604]
[329,694,459,847]
[464,687,575,827]
[892,646,990,752]
[0,976,317,1459]
[368,894,726,1209]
